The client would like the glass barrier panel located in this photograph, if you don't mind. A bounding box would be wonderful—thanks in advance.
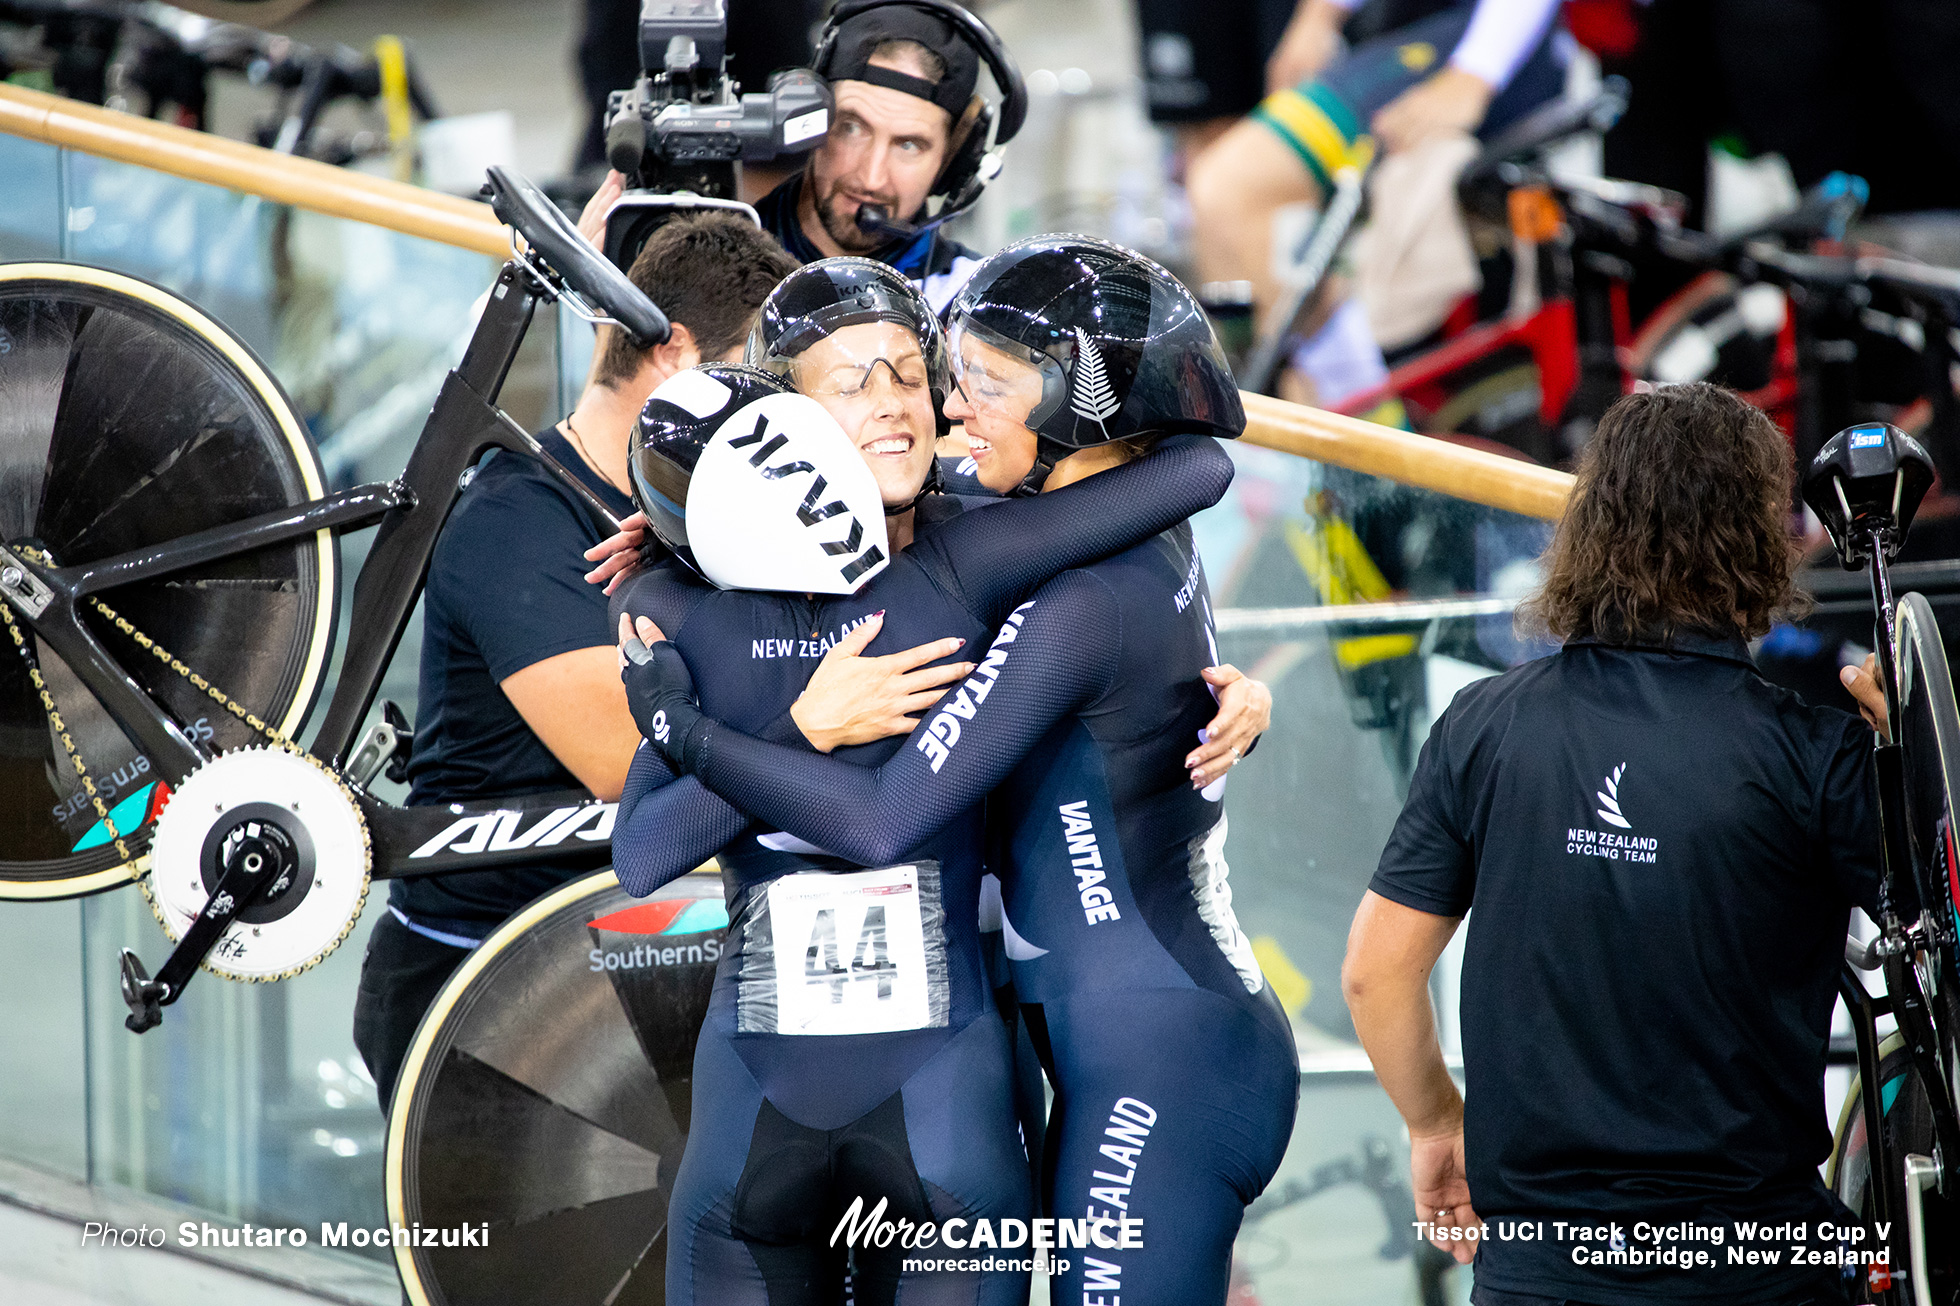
[1199,444,1554,1304]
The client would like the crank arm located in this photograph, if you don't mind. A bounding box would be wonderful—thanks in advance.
[120,832,289,1032]
[1903,1154,1937,1306]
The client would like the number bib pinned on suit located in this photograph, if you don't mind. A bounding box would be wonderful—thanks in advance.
[735,862,950,1035]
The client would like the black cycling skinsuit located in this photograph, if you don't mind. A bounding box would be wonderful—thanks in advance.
[610,437,1235,1305]
[648,522,1300,1305]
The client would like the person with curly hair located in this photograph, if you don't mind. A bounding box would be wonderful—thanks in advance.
[1343,382,1881,1306]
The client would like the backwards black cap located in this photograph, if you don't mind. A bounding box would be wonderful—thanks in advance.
[816,3,980,119]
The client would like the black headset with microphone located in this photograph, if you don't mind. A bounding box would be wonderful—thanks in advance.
[811,0,1028,242]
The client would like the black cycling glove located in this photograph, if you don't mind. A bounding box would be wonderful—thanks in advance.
[620,637,711,768]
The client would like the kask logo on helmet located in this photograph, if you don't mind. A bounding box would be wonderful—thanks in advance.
[728,410,886,586]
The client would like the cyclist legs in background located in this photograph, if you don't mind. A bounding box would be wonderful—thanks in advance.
[1186,0,1565,407]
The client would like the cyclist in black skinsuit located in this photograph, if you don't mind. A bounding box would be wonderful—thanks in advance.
[621,237,1300,1306]
[605,261,1241,1302]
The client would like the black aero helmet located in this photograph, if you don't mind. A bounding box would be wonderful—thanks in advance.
[630,363,890,594]
[946,234,1244,495]
[747,257,950,428]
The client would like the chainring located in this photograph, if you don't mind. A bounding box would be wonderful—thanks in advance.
[143,746,371,981]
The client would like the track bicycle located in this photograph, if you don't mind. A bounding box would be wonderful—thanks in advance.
[1802,425,1960,1306]
[1237,74,1920,472]
[1234,80,1632,402]
[384,866,726,1306]
[0,164,675,1030]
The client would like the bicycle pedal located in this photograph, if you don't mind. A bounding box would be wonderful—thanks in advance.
[117,948,168,1034]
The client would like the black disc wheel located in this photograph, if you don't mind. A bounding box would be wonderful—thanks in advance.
[1829,1011,1960,1305]
[388,868,727,1306]
[0,262,336,898]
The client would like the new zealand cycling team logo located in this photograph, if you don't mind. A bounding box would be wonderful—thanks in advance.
[1567,762,1659,863]
[1596,763,1630,829]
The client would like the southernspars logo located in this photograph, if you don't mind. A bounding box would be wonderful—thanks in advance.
[1596,763,1630,829]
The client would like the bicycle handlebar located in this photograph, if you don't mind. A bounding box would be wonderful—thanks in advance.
[1731,246,1960,324]
[484,165,670,349]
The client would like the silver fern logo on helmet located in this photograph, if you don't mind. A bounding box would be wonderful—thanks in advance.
[1069,327,1122,428]
[1596,763,1630,829]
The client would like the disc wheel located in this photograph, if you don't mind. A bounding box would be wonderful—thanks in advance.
[0,263,337,898]
[1829,1007,1960,1305]
[388,868,728,1306]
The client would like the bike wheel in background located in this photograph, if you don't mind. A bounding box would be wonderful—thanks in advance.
[1896,593,1960,938]
[0,263,337,898]
[388,868,726,1306]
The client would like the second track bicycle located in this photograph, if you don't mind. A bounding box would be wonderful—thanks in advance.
[1804,423,1960,1306]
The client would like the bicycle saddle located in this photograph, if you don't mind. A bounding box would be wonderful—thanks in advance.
[1803,422,1936,569]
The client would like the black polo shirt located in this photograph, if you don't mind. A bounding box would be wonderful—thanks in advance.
[1373,632,1880,1304]
[396,428,633,937]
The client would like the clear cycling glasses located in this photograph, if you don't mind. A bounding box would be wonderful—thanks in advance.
[948,317,1057,427]
[799,341,933,400]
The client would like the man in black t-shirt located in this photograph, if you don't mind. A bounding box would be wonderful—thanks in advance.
[351,214,799,1106]
[1344,383,1881,1306]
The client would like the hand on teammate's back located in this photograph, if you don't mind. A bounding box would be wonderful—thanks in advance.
[584,511,648,594]
[1371,66,1494,155]
[783,619,1274,764]
[791,613,974,753]
[1188,665,1272,788]
[1840,653,1890,740]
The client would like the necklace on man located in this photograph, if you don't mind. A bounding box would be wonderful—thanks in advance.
[562,415,629,495]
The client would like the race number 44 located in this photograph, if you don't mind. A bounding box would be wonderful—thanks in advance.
[768,865,934,1035]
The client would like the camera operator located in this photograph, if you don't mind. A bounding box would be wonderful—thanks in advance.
[752,0,1022,310]
[1342,383,1880,1306]
[351,214,799,1108]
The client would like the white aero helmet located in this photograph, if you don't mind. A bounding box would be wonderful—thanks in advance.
[630,363,890,594]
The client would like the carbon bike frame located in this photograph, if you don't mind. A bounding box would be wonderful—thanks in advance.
[0,257,626,883]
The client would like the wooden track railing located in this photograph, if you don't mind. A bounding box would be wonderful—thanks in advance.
[0,82,1575,520]
[0,83,507,255]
